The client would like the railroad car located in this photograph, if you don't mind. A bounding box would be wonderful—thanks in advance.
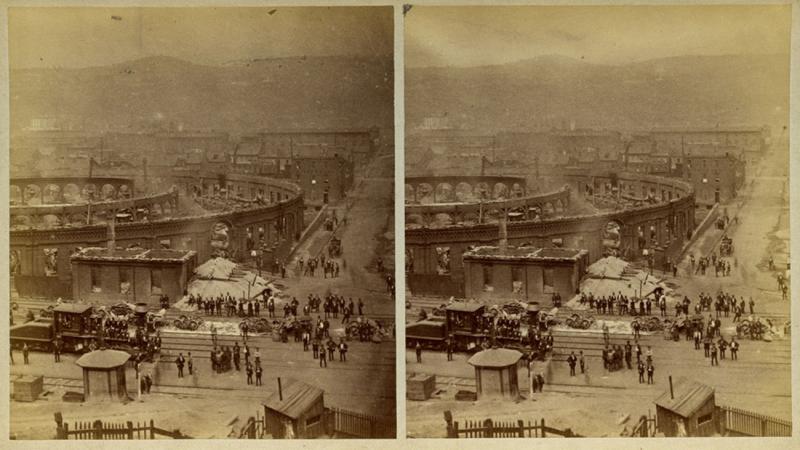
[406,302,543,352]
[10,302,153,354]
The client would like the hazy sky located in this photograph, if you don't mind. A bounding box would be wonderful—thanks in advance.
[406,5,792,68]
[9,7,392,69]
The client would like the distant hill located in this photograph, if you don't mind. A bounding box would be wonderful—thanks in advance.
[406,54,789,132]
[11,55,393,133]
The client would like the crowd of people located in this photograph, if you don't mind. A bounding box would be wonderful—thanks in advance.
[578,291,667,317]
[298,255,341,278]
[187,292,268,318]
[689,251,733,277]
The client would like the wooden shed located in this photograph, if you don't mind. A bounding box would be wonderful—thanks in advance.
[655,377,718,437]
[467,347,522,400]
[263,379,326,439]
[75,349,131,402]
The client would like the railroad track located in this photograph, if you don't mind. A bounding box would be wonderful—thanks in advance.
[19,375,395,402]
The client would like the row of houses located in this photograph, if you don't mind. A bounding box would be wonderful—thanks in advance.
[407,125,766,205]
[11,127,379,205]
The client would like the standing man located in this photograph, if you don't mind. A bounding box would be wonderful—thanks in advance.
[536,373,545,393]
[187,352,194,375]
[710,342,719,366]
[445,339,454,362]
[579,351,586,374]
[327,339,336,362]
[646,364,655,384]
[53,337,62,363]
[637,361,645,384]
[415,341,422,363]
[730,338,739,360]
[246,363,253,385]
[749,298,755,315]
[175,353,185,378]
[255,365,263,386]
[624,341,632,370]
[567,351,577,376]
[319,345,327,368]
[339,339,348,362]
[718,338,728,360]
[22,343,29,365]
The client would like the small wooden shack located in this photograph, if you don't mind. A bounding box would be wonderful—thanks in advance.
[467,347,522,400]
[263,379,326,439]
[75,349,131,402]
[655,377,718,437]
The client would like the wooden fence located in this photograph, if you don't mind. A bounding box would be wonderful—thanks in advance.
[328,406,395,438]
[445,413,580,438]
[239,407,395,439]
[718,405,792,437]
[56,416,190,440]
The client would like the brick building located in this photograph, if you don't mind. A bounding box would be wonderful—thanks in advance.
[462,245,589,304]
[70,247,197,307]
[683,149,745,206]
[290,153,354,205]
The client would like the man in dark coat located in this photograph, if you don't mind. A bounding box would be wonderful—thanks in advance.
[175,353,185,378]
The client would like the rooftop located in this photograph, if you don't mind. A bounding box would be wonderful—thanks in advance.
[75,349,131,369]
[71,247,196,264]
[654,377,715,417]
[468,348,523,368]
[463,246,587,262]
[262,379,324,419]
[54,303,93,314]
[445,302,485,313]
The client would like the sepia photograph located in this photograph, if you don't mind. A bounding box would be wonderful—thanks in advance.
[7,6,396,439]
[404,4,791,438]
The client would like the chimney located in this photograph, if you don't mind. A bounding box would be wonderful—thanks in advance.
[669,375,674,399]
[107,214,116,253]
[498,214,508,252]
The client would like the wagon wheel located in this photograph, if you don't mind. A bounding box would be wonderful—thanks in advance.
[173,319,184,328]
[188,320,199,331]
[565,318,575,328]
[580,319,592,329]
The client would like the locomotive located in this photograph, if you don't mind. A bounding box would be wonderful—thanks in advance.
[406,301,547,352]
[10,302,161,355]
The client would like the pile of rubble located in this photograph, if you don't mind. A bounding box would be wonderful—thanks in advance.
[586,256,629,279]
